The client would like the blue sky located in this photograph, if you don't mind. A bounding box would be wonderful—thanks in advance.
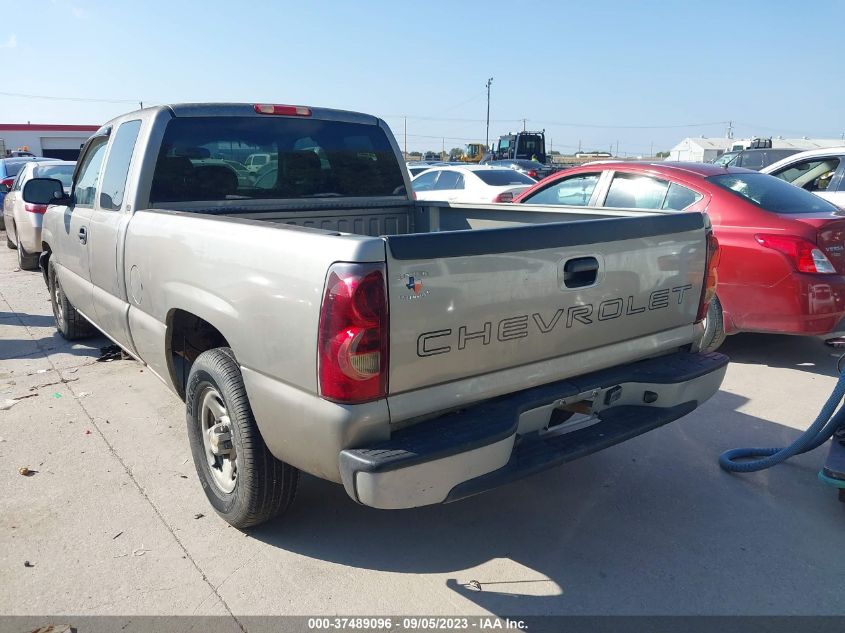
[4,0,843,155]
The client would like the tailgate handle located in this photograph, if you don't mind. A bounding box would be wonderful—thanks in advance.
[563,257,599,288]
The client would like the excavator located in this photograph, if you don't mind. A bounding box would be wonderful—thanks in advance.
[458,143,487,163]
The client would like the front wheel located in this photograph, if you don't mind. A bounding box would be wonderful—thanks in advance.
[48,261,95,339]
[700,295,726,352]
[186,347,298,529]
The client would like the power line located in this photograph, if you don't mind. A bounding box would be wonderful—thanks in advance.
[0,90,144,105]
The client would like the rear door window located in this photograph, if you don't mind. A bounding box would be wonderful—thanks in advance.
[604,173,670,209]
[662,183,702,210]
[522,173,599,206]
[434,171,464,190]
[99,120,142,210]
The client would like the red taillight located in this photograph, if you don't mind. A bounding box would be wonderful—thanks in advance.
[527,170,538,178]
[0,177,14,189]
[24,203,47,214]
[696,232,720,322]
[253,104,312,116]
[318,263,388,403]
[755,233,836,274]
[492,192,514,203]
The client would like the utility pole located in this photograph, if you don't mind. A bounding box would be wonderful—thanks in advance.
[522,118,527,132]
[727,120,734,139]
[442,137,445,160]
[139,101,143,109]
[650,141,654,158]
[615,140,619,156]
[485,77,493,149]
[404,117,407,159]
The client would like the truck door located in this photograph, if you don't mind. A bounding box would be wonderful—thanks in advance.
[54,135,110,321]
[89,119,142,354]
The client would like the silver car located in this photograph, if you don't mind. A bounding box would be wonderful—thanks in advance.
[4,160,75,270]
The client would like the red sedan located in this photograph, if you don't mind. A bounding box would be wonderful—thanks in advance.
[513,162,845,351]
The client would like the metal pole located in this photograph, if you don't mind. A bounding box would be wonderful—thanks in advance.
[485,77,493,149]
[404,117,407,159]
[522,118,527,132]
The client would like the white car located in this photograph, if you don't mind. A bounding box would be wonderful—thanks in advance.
[762,146,845,207]
[4,160,75,270]
[411,165,535,203]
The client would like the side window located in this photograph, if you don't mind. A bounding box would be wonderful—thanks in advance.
[523,173,599,206]
[434,171,462,190]
[604,174,669,209]
[11,166,28,191]
[412,170,439,192]
[772,158,840,192]
[73,138,109,207]
[99,120,141,210]
[663,183,702,210]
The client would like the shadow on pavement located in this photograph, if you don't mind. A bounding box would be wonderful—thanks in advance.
[250,389,844,615]
[0,311,56,328]
[720,332,841,377]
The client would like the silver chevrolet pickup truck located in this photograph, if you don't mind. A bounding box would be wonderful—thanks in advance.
[22,103,726,528]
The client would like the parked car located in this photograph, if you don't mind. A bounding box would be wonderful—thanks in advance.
[244,152,274,173]
[0,157,49,215]
[23,103,725,528]
[4,160,75,269]
[762,147,845,207]
[412,164,535,203]
[514,162,845,350]
[711,148,800,170]
[482,158,556,181]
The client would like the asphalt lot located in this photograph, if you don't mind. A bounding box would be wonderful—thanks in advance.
[1,230,844,623]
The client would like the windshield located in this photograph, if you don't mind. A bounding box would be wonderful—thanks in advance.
[707,172,841,214]
[474,169,536,186]
[712,152,738,167]
[150,116,406,203]
[35,164,75,189]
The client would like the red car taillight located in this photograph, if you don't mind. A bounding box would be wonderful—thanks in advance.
[526,170,538,178]
[696,232,720,322]
[0,177,14,190]
[755,233,836,274]
[253,104,312,116]
[24,203,47,214]
[318,263,388,403]
[492,192,514,203]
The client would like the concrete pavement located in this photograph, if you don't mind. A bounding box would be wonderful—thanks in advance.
[1,231,843,623]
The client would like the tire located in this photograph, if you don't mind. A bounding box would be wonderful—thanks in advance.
[16,239,39,271]
[700,295,726,352]
[48,261,95,340]
[186,347,298,529]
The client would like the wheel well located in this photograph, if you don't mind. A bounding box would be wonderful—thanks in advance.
[167,309,230,399]
[39,244,51,286]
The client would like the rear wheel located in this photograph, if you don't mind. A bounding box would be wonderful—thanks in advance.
[186,347,298,529]
[700,295,726,352]
[48,261,95,339]
[16,239,39,270]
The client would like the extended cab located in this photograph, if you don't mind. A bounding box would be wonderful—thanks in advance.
[24,103,726,528]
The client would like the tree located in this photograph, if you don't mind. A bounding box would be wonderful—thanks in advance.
[655,150,670,158]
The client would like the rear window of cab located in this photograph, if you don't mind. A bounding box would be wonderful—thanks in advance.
[149,116,406,204]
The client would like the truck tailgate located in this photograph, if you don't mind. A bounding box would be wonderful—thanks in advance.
[384,213,708,394]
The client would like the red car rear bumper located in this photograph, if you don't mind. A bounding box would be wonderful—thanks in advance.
[721,273,845,336]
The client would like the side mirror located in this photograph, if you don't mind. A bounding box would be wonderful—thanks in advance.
[22,178,69,205]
